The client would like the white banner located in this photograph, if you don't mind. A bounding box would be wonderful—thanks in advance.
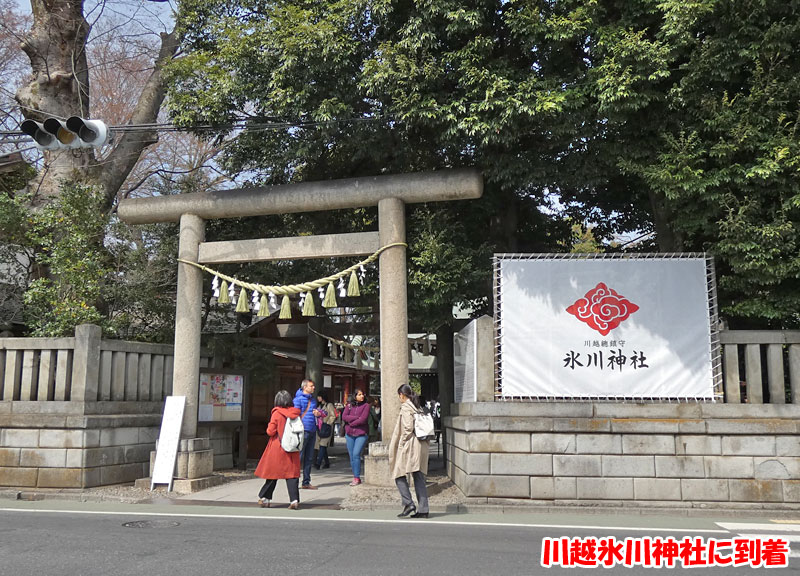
[497,256,715,399]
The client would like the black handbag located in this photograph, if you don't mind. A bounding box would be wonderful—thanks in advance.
[318,422,333,438]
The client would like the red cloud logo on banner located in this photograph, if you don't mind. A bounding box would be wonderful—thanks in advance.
[566,282,639,336]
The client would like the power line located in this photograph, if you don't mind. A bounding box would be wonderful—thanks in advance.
[3,115,389,139]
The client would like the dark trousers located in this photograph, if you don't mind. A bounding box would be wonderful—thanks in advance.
[316,445,329,467]
[395,471,429,514]
[258,478,299,503]
[300,429,316,486]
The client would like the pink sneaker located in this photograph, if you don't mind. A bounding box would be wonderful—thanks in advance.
[349,478,362,486]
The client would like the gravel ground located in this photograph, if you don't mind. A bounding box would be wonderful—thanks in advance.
[341,469,467,510]
[72,469,254,503]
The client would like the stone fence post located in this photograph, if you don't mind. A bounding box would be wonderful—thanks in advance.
[70,324,102,403]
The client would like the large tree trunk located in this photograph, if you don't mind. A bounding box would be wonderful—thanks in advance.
[15,0,91,205]
[15,0,178,210]
[648,189,684,251]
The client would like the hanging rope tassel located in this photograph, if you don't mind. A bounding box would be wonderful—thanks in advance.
[279,295,292,319]
[218,280,230,304]
[257,293,269,317]
[302,291,316,316]
[235,288,250,313]
[323,283,337,308]
[347,270,360,297]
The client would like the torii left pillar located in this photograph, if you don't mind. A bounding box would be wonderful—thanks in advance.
[171,213,214,482]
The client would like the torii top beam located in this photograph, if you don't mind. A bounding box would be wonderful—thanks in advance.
[118,169,483,224]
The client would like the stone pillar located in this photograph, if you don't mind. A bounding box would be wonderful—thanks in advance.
[365,197,408,487]
[475,315,496,402]
[71,324,102,403]
[378,197,408,442]
[173,213,205,439]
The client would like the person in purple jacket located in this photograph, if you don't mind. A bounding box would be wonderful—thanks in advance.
[342,388,370,486]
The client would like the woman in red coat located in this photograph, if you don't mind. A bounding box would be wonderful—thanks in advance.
[255,390,302,509]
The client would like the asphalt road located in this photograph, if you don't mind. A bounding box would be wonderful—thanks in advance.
[1,501,798,575]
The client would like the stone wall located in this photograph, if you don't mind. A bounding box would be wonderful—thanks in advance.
[0,325,226,489]
[197,424,235,470]
[0,404,161,488]
[446,402,800,508]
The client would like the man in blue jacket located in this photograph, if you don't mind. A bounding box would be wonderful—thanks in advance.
[294,379,321,489]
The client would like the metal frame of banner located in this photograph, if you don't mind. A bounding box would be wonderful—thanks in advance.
[493,252,723,403]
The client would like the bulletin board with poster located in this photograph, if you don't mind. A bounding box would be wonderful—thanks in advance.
[198,371,246,422]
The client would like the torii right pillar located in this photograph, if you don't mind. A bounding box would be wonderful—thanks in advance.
[378,197,407,442]
[364,197,409,486]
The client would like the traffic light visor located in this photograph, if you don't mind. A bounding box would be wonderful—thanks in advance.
[43,118,77,145]
[20,119,56,148]
[66,117,107,145]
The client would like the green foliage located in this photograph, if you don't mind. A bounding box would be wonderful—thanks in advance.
[552,0,800,327]
[408,205,492,331]
[569,223,603,254]
[167,0,800,328]
[0,162,36,204]
[1,178,180,339]
[167,0,574,330]
[104,216,179,342]
[23,183,109,336]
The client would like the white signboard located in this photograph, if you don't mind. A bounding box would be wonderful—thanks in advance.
[497,255,716,400]
[151,395,185,491]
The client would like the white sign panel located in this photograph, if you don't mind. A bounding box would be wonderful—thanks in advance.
[498,256,715,399]
[151,395,185,491]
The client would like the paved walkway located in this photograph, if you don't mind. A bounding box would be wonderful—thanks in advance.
[171,441,450,511]
[178,444,357,509]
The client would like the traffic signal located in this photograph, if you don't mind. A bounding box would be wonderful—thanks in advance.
[20,117,109,150]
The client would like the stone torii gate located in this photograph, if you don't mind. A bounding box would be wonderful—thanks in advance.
[118,169,482,485]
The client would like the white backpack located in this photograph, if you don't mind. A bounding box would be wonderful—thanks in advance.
[281,416,304,452]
